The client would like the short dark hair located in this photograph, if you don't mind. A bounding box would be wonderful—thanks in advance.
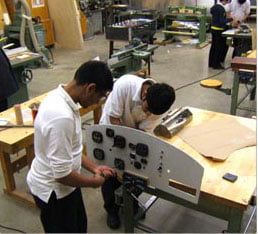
[238,0,246,4]
[74,60,113,91]
[146,83,175,115]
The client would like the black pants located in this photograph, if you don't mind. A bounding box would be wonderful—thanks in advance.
[33,188,87,233]
[209,29,228,68]
[102,177,139,215]
[102,177,121,214]
[232,37,252,58]
[0,99,8,112]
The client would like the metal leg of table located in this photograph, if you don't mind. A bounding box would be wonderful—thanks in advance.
[230,72,240,115]
[227,208,244,233]
[122,186,247,233]
[109,41,114,58]
[123,186,135,233]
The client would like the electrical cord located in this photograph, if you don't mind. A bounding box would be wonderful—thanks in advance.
[175,66,231,91]
[0,223,26,233]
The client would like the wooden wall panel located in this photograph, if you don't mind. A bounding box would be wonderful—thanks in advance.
[142,0,170,12]
[47,0,83,49]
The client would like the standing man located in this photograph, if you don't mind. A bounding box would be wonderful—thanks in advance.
[27,61,116,233]
[99,74,176,229]
[226,0,251,57]
[227,0,250,24]
[208,0,232,69]
[0,47,18,112]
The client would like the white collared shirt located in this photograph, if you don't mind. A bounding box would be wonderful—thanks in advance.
[99,74,163,133]
[27,85,83,203]
[226,0,250,21]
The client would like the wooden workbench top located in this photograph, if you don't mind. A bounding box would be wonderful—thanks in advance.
[0,91,105,153]
[164,107,256,210]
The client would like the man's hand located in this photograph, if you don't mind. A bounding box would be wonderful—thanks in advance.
[94,165,117,178]
[92,173,106,187]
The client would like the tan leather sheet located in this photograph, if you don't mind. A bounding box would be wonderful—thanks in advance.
[178,117,256,161]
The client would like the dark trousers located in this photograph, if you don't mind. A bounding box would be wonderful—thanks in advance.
[102,177,121,214]
[209,29,228,68]
[102,177,139,215]
[0,99,8,112]
[33,188,87,233]
[232,37,252,58]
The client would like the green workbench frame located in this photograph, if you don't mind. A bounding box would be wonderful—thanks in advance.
[123,185,254,233]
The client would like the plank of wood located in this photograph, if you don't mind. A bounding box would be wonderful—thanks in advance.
[231,57,256,72]
[142,0,169,12]
[0,0,10,30]
[247,50,256,59]
[47,0,83,49]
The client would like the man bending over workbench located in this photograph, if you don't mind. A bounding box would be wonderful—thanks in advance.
[99,74,175,229]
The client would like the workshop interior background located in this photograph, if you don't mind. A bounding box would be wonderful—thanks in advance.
[0,0,257,233]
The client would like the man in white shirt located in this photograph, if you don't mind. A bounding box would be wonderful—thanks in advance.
[99,74,175,229]
[226,0,251,57]
[27,61,116,233]
[226,0,250,24]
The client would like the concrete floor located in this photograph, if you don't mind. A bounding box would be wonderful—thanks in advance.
[0,29,256,233]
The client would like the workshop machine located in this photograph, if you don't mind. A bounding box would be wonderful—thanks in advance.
[106,18,157,43]
[85,124,204,230]
[4,0,52,67]
[4,46,42,107]
[78,0,112,36]
[163,6,207,45]
[107,41,158,78]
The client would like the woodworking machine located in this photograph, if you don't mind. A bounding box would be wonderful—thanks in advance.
[163,6,207,45]
[107,42,158,78]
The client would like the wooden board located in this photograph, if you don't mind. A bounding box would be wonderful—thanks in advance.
[163,107,256,209]
[231,57,256,72]
[142,0,169,12]
[0,0,10,31]
[247,50,256,59]
[47,0,83,49]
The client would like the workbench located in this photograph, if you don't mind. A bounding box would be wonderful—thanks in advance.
[230,51,256,115]
[0,91,105,205]
[122,107,256,233]
[222,27,252,57]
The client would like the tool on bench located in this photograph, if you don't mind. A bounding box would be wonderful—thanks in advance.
[154,107,193,138]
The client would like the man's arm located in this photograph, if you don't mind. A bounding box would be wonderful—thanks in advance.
[56,170,105,188]
[81,153,116,177]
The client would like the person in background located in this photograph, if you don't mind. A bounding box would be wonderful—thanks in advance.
[226,0,250,25]
[27,61,116,233]
[208,0,233,69]
[226,0,251,57]
[99,74,176,229]
[0,47,18,112]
